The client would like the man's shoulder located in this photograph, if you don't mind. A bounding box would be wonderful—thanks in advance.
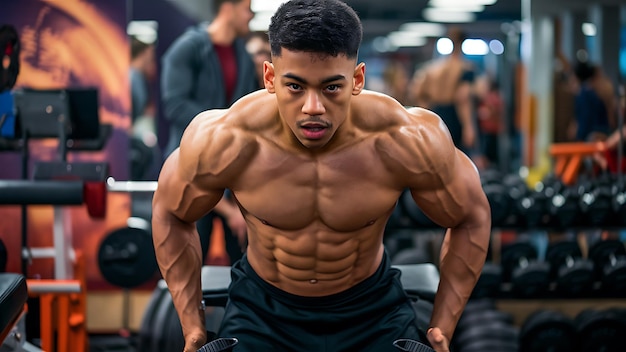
[352,91,440,133]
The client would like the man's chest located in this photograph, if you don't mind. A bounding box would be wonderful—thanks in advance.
[231,143,401,231]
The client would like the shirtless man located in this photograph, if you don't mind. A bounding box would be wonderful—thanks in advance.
[410,27,477,152]
[152,1,491,351]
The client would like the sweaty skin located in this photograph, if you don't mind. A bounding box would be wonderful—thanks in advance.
[152,50,490,352]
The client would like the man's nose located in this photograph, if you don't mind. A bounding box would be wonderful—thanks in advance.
[302,91,325,115]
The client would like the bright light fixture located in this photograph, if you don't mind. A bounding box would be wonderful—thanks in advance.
[423,8,476,23]
[462,39,489,55]
[582,23,597,37]
[398,22,447,37]
[387,32,428,47]
[489,39,505,55]
[251,0,285,13]
[436,38,454,55]
[429,0,497,6]
[249,11,274,31]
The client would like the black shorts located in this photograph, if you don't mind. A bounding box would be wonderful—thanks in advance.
[217,253,427,352]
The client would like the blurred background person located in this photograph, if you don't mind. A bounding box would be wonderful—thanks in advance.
[569,60,613,143]
[129,36,160,181]
[411,27,477,154]
[245,30,270,89]
[160,0,259,265]
[475,74,505,169]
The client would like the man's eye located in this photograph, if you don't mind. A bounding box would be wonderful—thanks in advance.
[287,83,302,90]
[326,85,340,92]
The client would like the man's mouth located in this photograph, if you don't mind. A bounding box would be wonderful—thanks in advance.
[300,123,329,140]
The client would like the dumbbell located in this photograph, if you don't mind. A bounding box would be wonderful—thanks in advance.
[470,263,502,299]
[197,338,238,352]
[501,241,550,297]
[549,185,581,228]
[578,173,614,227]
[575,308,626,352]
[612,182,626,226]
[453,304,518,352]
[545,241,594,296]
[588,239,626,295]
[517,175,562,228]
[393,339,434,352]
[520,309,577,352]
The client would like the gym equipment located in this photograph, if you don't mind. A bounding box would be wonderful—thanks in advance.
[0,25,20,93]
[400,190,439,228]
[197,338,238,352]
[97,222,157,289]
[0,239,6,272]
[519,309,576,352]
[470,262,501,299]
[482,183,511,227]
[545,241,594,296]
[587,239,626,295]
[453,300,518,352]
[141,263,440,351]
[500,241,550,297]
[549,184,581,228]
[578,172,614,227]
[392,339,434,352]
[0,273,27,347]
[575,308,626,352]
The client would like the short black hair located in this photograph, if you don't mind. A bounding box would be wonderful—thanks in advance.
[211,0,244,16]
[574,60,597,83]
[268,0,362,59]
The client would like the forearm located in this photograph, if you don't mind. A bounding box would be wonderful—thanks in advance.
[152,206,205,342]
[430,217,490,340]
[457,99,473,131]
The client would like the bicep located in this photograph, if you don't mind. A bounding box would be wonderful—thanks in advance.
[409,150,483,228]
[154,150,224,224]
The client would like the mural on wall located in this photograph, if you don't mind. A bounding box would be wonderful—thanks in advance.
[0,0,136,289]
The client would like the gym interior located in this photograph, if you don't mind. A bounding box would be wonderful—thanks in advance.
[1,0,626,351]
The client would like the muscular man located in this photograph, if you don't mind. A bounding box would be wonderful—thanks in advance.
[411,27,477,153]
[152,1,491,351]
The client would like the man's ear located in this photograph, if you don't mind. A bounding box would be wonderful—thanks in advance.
[263,62,276,93]
[352,62,365,95]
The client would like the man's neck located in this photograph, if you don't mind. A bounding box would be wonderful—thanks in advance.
[207,20,236,46]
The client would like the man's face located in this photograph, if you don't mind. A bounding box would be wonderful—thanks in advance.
[230,0,253,37]
[264,49,365,150]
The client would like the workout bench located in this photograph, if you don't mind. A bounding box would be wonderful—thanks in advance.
[0,273,28,350]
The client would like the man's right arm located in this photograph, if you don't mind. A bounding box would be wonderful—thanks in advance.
[161,35,207,130]
[152,147,225,351]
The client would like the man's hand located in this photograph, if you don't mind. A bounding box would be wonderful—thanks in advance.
[427,327,450,352]
[462,125,476,149]
[184,329,207,352]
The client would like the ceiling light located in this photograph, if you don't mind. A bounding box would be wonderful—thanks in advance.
[387,32,428,47]
[249,12,274,32]
[437,38,454,55]
[251,0,285,13]
[582,23,597,37]
[428,4,485,12]
[489,39,505,55]
[423,8,476,23]
[429,0,497,6]
[462,39,489,55]
[398,22,446,37]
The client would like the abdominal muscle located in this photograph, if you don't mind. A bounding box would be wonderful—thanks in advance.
[245,217,386,297]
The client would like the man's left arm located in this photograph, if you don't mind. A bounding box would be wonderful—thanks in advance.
[410,149,491,346]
